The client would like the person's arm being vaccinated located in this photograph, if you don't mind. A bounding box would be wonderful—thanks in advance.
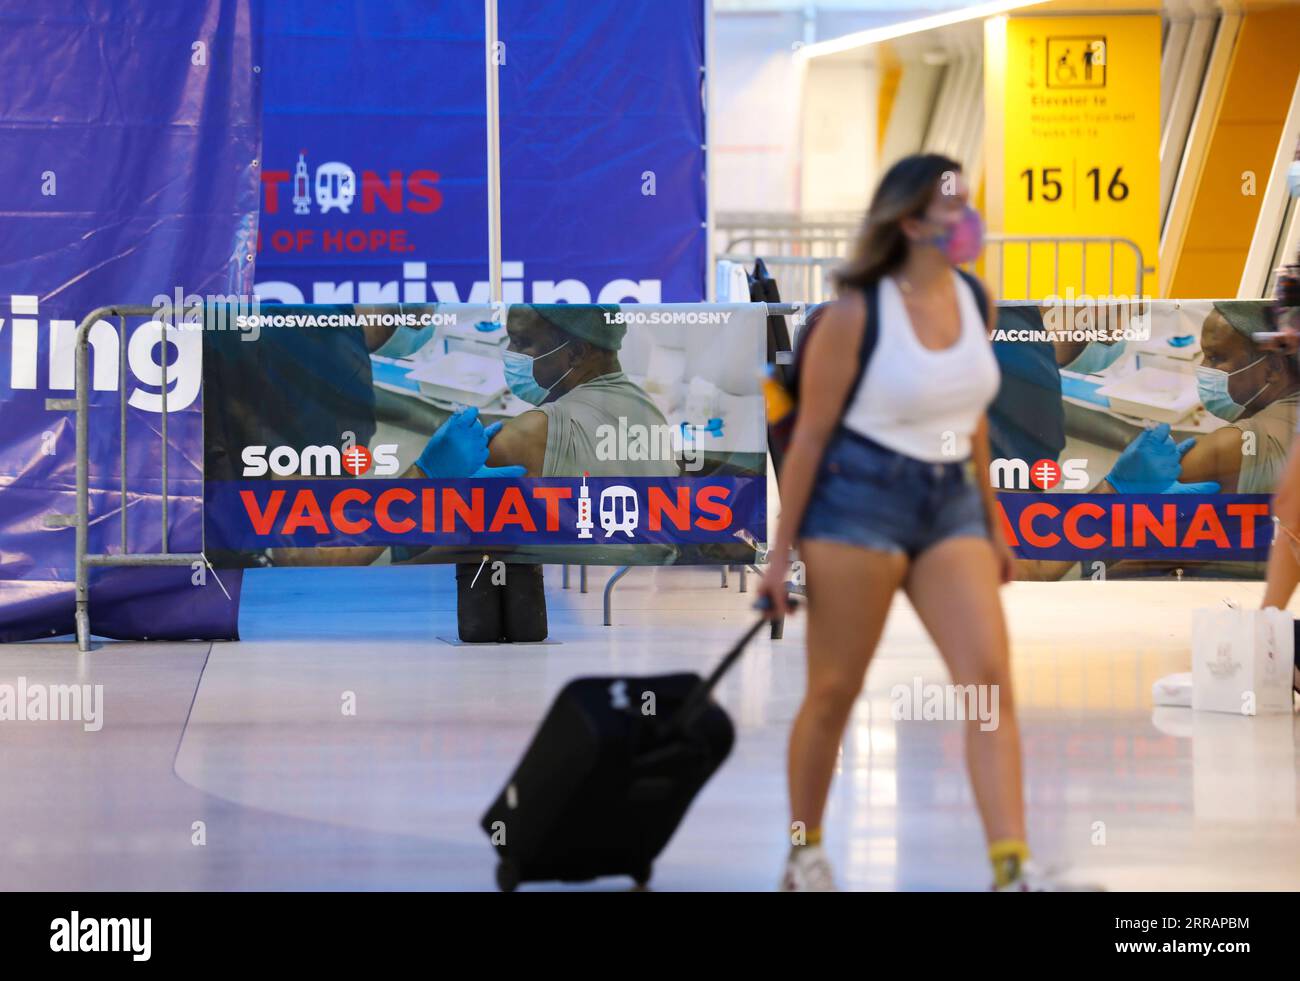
[484,410,549,477]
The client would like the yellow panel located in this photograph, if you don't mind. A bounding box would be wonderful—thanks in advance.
[1002,15,1162,301]
[1169,7,1300,298]
[877,60,902,155]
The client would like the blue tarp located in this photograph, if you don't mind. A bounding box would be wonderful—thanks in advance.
[254,0,707,306]
[0,0,709,641]
[0,0,260,640]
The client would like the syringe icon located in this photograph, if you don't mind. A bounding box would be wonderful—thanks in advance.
[576,471,593,539]
[292,150,311,215]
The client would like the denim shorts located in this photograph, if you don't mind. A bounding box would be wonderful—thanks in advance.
[798,428,990,559]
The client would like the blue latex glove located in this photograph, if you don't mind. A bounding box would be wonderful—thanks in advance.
[415,406,492,477]
[1105,423,1194,493]
[415,412,528,478]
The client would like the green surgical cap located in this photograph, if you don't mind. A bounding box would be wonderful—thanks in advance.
[530,304,625,351]
[1212,300,1269,339]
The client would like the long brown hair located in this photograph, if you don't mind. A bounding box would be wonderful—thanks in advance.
[834,153,962,293]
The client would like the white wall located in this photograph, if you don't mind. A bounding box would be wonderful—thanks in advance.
[800,60,876,211]
[711,5,958,215]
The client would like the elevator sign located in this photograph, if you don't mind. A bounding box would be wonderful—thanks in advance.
[1002,16,1160,300]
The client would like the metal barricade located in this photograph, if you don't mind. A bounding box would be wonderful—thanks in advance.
[718,234,1153,303]
[718,253,841,305]
[73,305,203,652]
[983,235,1153,300]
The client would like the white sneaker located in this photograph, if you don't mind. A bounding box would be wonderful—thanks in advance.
[779,845,838,892]
[994,860,1104,892]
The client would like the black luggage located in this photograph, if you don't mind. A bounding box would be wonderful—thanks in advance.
[480,605,775,891]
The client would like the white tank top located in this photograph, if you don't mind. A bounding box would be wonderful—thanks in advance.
[840,271,1001,462]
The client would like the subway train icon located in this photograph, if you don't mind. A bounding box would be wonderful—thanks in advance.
[315,161,356,214]
[598,485,639,539]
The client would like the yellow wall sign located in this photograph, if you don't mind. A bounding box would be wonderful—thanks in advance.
[1001,15,1160,300]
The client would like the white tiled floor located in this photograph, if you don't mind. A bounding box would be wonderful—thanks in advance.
[2,566,1298,891]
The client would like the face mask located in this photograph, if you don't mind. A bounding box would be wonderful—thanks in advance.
[1288,160,1300,198]
[1195,356,1266,421]
[502,340,571,405]
[926,206,984,265]
[1066,339,1128,375]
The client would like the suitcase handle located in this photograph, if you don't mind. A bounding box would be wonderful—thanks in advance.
[668,594,797,736]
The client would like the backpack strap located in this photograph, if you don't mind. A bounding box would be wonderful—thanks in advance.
[790,280,880,423]
[955,268,990,327]
[842,279,880,415]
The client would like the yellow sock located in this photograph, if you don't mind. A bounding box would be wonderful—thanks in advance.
[988,838,1030,887]
[790,826,823,850]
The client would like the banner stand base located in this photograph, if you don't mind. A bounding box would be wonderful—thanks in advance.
[436,636,562,647]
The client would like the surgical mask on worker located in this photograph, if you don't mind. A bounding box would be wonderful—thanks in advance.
[1066,339,1128,375]
[1288,160,1300,198]
[926,205,984,265]
[502,340,572,405]
[1195,356,1267,422]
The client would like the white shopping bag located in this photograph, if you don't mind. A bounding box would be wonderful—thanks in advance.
[1190,607,1294,715]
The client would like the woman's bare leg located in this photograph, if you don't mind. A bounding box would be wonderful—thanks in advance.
[904,536,1024,844]
[788,539,908,835]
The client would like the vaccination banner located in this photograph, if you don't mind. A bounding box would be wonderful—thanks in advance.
[0,0,259,642]
[990,298,1282,580]
[202,304,768,567]
[255,0,707,307]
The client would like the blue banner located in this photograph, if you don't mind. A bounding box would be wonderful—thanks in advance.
[996,493,1275,563]
[0,0,260,641]
[254,0,707,308]
[207,475,765,552]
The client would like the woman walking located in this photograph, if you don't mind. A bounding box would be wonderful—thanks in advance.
[759,153,1064,892]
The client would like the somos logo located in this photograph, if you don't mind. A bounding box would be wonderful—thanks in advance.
[242,443,400,478]
[990,458,1089,491]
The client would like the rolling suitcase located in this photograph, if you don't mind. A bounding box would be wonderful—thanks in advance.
[480,602,778,891]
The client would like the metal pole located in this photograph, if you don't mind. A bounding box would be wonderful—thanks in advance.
[72,305,172,652]
[603,566,631,626]
[484,0,503,303]
[75,314,93,651]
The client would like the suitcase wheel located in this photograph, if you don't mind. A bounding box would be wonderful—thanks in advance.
[632,862,653,888]
[496,860,520,893]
